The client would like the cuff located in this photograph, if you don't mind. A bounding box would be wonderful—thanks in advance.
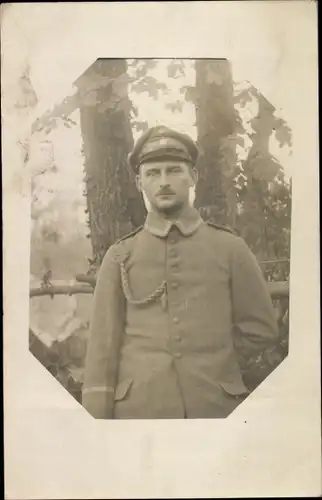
[82,386,115,419]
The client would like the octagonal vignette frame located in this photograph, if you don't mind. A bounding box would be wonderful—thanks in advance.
[29,57,291,419]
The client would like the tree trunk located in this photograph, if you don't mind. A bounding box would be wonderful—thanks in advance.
[75,59,146,269]
[194,59,238,226]
[238,93,277,259]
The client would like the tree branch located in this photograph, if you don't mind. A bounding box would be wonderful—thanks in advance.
[75,274,96,286]
[29,280,289,300]
[260,259,290,265]
[31,93,79,134]
[30,284,93,298]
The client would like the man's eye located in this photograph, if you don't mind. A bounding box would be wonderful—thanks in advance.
[169,167,182,174]
[146,170,158,177]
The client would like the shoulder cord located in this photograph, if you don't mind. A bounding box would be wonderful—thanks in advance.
[119,261,167,307]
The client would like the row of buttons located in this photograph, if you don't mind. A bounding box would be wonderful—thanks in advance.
[172,322,182,358]
[168,230,182,360]
[168,229,179,245]
[168,235,177,244]
[168,248,177,257]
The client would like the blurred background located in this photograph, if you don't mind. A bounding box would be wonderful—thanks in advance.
[25,58,291,403]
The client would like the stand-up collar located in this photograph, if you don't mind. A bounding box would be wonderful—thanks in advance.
[144,206,203,237]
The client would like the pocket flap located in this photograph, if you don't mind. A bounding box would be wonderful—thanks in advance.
[114,379,133,401]
[220,380,250,397]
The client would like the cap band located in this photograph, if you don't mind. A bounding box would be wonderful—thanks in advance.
[138,150,194,167]
[140,137,190,155]
[138,137,192,166]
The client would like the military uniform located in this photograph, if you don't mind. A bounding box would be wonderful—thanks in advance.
[82,126,279,419]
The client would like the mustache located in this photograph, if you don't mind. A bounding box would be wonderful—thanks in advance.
[156,188,175,195]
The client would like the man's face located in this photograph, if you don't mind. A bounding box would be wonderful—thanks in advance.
[136,160,197,214]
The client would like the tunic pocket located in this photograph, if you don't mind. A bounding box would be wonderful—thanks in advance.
[219,380,250,400]
[114,379,133,401]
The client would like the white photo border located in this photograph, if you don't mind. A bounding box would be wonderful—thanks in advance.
[3,2,320,498]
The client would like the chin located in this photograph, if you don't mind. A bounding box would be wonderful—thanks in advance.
[156,200,176,209]
[155,200,182,214]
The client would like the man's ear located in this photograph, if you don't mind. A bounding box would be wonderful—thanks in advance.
[135,174,142,192]
[189,166,198,186]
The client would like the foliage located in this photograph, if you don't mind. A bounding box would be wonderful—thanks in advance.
[240,296,289,392]
[30,328,85,403]
[233,90,292,275]
[128,59,169,133]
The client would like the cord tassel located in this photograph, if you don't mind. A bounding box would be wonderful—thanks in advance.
[161,285,168,311]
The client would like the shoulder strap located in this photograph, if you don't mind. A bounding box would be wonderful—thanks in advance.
[115,225,144,244]
[206,221,236,235]
[111,225,143,264]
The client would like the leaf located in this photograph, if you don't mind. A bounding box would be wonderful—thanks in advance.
[128,59,141,68]
[234,86,258,108]
[180,85,198,104]
[112,73,131,98]
[133,121,149,132]
[129,59,157,70]
[63,117,77,126]
[165,100,184,113]
[130,75,168,99]
[167,60,186,79]
[262,347,283,367]
[68,366,84,384]
[130,104,139,118]
[273,118,293,148]
[130,59,159,77]
[245,152,282,182]
[44,121,57,134]
[219,134,241,150]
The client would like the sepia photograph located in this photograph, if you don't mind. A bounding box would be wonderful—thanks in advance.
[3,2,319,498]
[28,57,291,419]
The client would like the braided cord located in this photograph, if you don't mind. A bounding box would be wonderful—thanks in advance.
[119,262,167,306]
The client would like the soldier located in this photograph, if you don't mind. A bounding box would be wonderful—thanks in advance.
[82,125,278,419]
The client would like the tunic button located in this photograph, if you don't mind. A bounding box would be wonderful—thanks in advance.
[175,335,181,341]
[171,282,178,289]
[173,317,179,324]
[174,353,182,359]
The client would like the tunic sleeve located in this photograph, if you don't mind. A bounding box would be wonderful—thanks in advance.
[82,245,125,419]
[230,237,279,360]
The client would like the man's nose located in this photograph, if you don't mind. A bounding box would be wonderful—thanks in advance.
[160,171,170,186]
